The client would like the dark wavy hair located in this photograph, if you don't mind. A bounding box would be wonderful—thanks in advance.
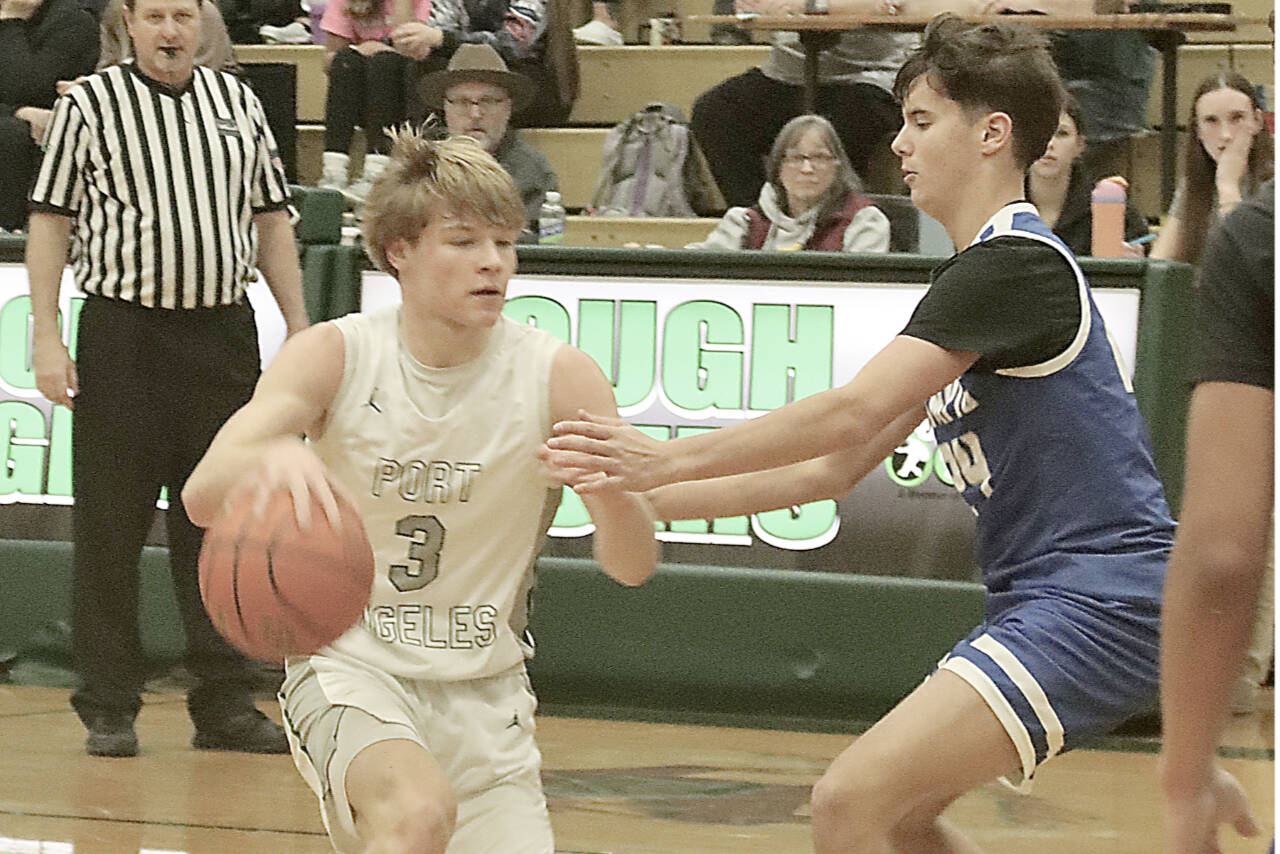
[1174,71,1274,264]
[893,13,1065,171]
[764,114,861,221]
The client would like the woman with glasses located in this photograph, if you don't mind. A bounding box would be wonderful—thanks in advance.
[687,114,890,252]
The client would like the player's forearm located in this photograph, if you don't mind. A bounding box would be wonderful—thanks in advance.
[649,407,918,520]
[655,385,879,488]
[24,212,71,340]
[1159,383,1273,793]
[583,490,659,587]
[1159,551,1263,792]
[255,210,310,335]
[184,420,301,526]
[648,457,846,522]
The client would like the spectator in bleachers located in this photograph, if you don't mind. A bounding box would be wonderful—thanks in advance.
[98,0,239,71]
[0,0,99,233]
[690,0,914,208]
[686,114,889,252]
[1025,94,1148,257]
[420,43,557,241]
[988,0,1157,182]
[1050,31,1155,184]
[412,0,576,127]
[217,0,305,43]
[1151,71,1274,265]
[572,0,619,45]
[315,0,434,203]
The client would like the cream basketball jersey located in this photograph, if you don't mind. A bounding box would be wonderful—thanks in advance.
[308,307,563,681]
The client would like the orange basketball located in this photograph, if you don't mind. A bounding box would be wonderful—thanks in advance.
[198,488,375,662]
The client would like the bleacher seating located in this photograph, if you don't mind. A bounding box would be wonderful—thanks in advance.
[235,10,1274,231]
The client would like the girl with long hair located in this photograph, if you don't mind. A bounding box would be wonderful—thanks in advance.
[1150,71,1273,264]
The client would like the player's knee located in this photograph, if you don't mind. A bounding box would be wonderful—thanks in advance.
[811,758,908,839]
[361,791,457,854]
[811,771,876,836]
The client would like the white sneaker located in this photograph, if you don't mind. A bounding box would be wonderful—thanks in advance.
[343,153,389,206]
[317,151,350,193]
[573,19,623,46]
[260,22,312,44]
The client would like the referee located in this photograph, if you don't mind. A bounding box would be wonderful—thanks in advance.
[26,0,309,758]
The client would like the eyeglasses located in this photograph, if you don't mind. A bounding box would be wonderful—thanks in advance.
[781,152,838,168]
[444,95,510,112]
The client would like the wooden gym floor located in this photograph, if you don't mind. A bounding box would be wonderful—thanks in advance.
[0,684,1272,853]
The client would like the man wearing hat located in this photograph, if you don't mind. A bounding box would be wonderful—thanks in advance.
[421,43,559,240]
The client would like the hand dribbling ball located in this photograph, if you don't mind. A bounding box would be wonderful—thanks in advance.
[198,488,375,662]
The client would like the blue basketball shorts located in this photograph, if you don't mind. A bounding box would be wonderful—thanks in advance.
[938,588,1161,789]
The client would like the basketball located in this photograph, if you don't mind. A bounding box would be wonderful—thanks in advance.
[198,487,375,662]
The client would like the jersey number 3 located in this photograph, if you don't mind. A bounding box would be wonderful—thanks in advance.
[390,515,446,592]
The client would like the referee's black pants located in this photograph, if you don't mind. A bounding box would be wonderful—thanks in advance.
[69,296,263,729]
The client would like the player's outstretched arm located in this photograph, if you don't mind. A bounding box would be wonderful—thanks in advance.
[1159,380,1272,852]
[645,407,923,522]
[546,335,974,494]
[183,322,346,530]
[547,344,658,587]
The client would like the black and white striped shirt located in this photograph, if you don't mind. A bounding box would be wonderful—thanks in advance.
[29,62,291,309]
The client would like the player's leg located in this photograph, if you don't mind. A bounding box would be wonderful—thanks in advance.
[280,654,458,854]
[431,666,553,853]
[346,738,457,854]
[811,669,1019,854]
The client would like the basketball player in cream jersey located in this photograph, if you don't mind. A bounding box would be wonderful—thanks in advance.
[543,16,1175,854]
[183,130,657,854]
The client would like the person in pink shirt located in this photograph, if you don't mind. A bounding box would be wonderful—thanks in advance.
[317,0,435,203]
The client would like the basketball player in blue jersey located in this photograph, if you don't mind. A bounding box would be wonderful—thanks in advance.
[183,130,657,854]
[541,15,1173,853]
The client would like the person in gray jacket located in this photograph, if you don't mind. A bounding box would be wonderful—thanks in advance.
[688,115,889,253]
[420,43,558,242]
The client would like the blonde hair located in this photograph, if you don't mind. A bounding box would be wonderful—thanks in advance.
[361,128,527,275]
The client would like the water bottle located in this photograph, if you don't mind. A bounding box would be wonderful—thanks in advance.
[1090,176,1128,258]
[538,191,565,245]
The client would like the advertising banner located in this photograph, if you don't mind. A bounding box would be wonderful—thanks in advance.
[0,262,1140,581]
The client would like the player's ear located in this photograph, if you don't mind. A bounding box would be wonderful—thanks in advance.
[385,238,410,273]
[980,112,1014,157]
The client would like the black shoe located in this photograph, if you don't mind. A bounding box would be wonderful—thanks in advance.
[192,707,289,753]
[86,715,138,757]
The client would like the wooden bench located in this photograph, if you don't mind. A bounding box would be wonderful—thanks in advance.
[565,214,718,247]
[236,39,1271,131]
[232,43,769,125]
[295,125,611,207]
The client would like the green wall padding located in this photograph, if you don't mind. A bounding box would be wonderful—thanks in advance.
[0,539,983,722]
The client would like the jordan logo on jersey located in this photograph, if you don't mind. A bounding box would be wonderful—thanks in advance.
[372,457,483,503]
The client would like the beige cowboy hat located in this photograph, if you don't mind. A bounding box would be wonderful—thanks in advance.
[418,43,536,112]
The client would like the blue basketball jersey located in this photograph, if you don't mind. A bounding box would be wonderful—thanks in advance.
[925,203,1174,605]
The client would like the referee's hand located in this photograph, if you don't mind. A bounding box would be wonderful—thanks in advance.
[33,337,77,410]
